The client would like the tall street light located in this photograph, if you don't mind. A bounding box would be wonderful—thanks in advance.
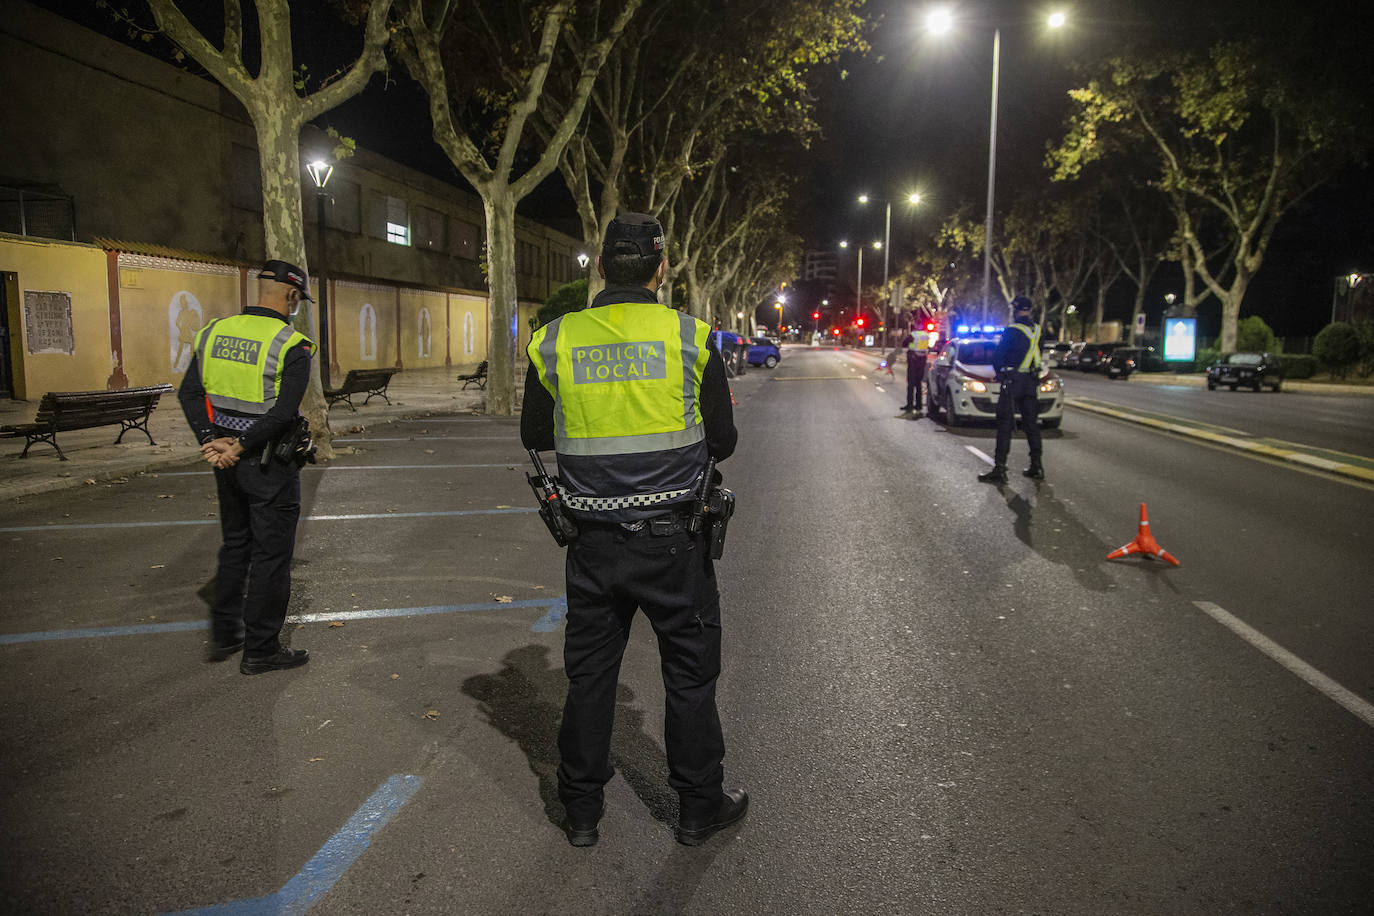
[859,192,922,344]
[926,7,1066,326]
[840,239,882,345]
[306,158,334,387]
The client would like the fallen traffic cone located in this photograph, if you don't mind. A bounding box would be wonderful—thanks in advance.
[1105,502,1180,566]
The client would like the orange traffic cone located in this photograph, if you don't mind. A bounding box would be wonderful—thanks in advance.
[1106,502,1180,566]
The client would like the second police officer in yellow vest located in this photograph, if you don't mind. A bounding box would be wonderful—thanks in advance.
[177,260,315,674]
[979,296,1046,484]
[521,213,746,848]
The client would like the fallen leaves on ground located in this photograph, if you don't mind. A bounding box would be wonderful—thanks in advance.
[308,757,324,762]
[495,595,513,603]
[150,564,165,569]
[422,709,440,720]
[390,673,399,679]
[328,621,345,628]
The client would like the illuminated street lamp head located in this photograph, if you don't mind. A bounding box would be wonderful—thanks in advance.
[839,240,850,249]
[858,194,870,204]
[926,7,953,34]
[872,241,883,250]
[306,159,333,189]
[1048,10,1067,28]
[908,192,922,204]
[577,252,589,269]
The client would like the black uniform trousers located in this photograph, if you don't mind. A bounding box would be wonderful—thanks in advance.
[993,370,1043,467]
[559,515,725,823]
[905,353,927,409]
[210,451,301,657]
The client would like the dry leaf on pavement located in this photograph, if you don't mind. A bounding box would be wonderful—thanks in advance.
[422,709,440,720]
[328,621,346,628]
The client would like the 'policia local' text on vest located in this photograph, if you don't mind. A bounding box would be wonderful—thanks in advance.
[195,314,311,416]
[528,302,711,522]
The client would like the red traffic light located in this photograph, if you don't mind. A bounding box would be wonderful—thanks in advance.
[812,311,820,320]
[856,317,865,327]
[924,322,936,332]
[831,327,841,336]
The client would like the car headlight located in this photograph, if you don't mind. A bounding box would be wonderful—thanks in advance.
[1039,376,1062,393]
[962,378,987,393]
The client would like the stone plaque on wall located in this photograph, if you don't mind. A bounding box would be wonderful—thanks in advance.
[23,290,75,355]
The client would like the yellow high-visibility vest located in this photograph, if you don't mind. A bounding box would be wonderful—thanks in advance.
[528,302,711,519]
[195,314,311,416]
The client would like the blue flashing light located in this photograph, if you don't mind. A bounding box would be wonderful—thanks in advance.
[982,324,999,333]
[956,324,971,334]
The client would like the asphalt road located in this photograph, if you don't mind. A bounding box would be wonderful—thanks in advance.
[1,346,1371,914]
[1059,370,1374,457]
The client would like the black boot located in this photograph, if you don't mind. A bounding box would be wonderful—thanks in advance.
[1023,461,1045,480]
[978,465,1008,484]
[676,788,749,846]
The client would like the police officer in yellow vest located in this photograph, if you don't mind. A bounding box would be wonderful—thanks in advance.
[521,213,746,848]
[899,323,931,413]
[979,296,1045,483]
[177,260,314,674]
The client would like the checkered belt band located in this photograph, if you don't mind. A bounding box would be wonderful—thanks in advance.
[213,414,258,433]
[562,486,693,512]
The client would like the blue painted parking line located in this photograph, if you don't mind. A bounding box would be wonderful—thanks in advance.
[0,598,569,645]
[0,507,536,533]
[165,773,421,916]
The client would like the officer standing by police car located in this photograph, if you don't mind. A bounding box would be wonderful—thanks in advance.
[520,213,746,848]
[178,261,314,674]
[979,296,1045,483]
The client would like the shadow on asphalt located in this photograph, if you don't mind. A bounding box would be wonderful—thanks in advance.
[462,645,677,829]
[1000,485,1119,592]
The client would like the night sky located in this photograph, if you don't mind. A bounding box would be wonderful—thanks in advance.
[27,0,1374,337]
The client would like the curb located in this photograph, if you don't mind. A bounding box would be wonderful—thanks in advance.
[1066,397,1374,485]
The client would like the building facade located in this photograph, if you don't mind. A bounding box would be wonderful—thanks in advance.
[0,0,586,399]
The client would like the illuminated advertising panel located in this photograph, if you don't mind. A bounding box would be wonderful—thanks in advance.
[1163,317,1197,362]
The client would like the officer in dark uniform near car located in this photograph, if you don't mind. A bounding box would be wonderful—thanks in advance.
[979,296,1045,483]
[899,323,931,413]
[178,260,314,674]
[521,212,747,848]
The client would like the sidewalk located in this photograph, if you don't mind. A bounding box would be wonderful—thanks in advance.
[1114,370,1374,397]
[0,367,491,501]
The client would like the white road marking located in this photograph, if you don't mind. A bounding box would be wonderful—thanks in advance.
[966,446,994,465]
[1193,601,1374,729]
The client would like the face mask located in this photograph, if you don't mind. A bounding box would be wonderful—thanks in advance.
[288,295,302,319]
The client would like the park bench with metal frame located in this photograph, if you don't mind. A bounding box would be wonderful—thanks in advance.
[0,384,174,460]
[324,368,400,411]
[457,360,488,390]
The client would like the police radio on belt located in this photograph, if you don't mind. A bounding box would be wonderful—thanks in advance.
[526,449,579,546]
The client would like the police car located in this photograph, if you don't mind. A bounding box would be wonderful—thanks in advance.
[925,335,1064,429]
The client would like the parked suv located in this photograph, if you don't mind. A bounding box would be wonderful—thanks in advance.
[926,336,1064,429]
[1207,352,1284,391]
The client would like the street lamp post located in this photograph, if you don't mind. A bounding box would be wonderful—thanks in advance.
[926,8,1066,326]
[306,159,334,387]
[859,193,922,346]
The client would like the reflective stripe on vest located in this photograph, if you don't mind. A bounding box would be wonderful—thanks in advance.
[528,303,709,518]
[1011,322,1043,372]
[196,315,310,414]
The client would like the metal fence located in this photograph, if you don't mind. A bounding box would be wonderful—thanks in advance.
[0,187,76,241]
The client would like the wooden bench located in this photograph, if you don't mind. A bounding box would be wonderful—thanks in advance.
[457,360,488,390]
[0,384,174,461]
[324,368,400,411]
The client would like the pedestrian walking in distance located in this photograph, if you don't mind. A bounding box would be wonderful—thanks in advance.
[979,296,1045,484]
[178,260,314,674]
[521,212,748,847]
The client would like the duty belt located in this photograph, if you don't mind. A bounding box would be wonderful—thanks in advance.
[562,486,693,512]
[212,414,258,433]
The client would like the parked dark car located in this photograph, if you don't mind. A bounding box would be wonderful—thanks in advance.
[1104,347,1142,379]
[1076,342,1125,372]
[746,337,781,368]
[1207,352,1284,391]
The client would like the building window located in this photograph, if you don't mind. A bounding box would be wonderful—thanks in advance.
[327,179,361,234]
[413,206,444,250]
[384,195,409,246]
[451,219,480,260]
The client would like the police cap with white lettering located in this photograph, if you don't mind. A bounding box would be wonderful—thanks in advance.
[259,259,313,301]
[602,212,665,263]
